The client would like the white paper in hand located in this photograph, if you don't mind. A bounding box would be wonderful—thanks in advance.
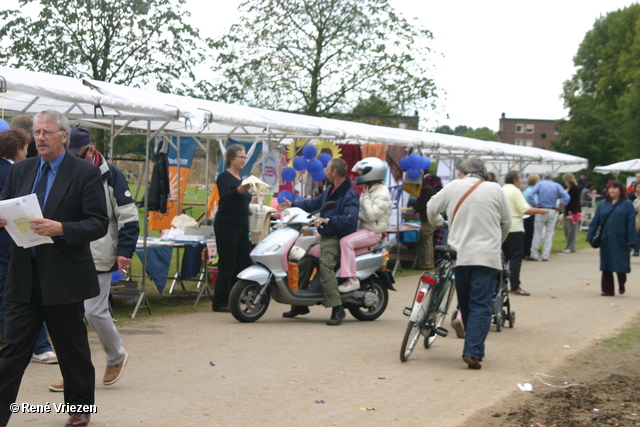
[0,193,54,248]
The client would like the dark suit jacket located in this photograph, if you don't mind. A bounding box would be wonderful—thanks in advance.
[0,153,109,305]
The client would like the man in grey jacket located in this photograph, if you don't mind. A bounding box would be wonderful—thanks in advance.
[49,127,139,393]
[427,158,511,370]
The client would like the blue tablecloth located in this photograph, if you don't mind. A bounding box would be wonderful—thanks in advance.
[135,241,204,294]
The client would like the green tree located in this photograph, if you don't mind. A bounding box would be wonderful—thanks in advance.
[461,127,498,141]
[434,125,454,135]
[0,0,206,152]
[434,125,497,141]
[206,0,441,117]
[554,4,640,168]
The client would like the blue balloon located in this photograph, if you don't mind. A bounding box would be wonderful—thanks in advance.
[307,159,323,173]
[311,170,326,182]
[281,167,296,182]
[293,193,302,202]
[408,153,422,168]
[277,190,292,204]
[318,153,332,167]
[407,167,421,180]
[293,156,308,171]
[302,145,317,160]
[399,157,410,171]
[420,155,432,171]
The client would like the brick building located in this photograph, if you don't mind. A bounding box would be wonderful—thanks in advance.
[498,113,560,150]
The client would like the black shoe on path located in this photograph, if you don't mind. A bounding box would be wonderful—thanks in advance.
[326,306,346,326]
[282,306,310,318]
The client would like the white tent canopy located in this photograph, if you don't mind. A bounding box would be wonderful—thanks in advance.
[0,66,588,174]
[593,159,640,174]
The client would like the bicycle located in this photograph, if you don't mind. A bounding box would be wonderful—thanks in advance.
[400,245,457,362]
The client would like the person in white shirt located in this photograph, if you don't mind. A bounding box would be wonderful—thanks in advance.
[427,158,511,370]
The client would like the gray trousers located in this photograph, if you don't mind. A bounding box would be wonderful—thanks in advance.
[298,236,341,308]
[85,273,126,366]
[417,221,435,269]
[530,210,557,260]
[563,218,580,252]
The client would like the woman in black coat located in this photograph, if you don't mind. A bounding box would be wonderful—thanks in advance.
[212,145,253,312]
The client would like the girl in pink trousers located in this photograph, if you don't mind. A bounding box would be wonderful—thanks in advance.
[339,157,392,292]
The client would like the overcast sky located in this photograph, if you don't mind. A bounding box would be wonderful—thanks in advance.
[4,0,638,132]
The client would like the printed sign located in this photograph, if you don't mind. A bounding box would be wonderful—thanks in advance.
[262,152,279,187]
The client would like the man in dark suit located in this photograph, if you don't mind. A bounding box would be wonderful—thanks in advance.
[0,110,108,427]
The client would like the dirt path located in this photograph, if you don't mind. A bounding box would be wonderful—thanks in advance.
[9,248,640,426]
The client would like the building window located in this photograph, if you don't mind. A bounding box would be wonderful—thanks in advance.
[541,133,547,139]
[525,124,534,133]
[554,128,560,135]
[525,139,533,147]
[515,124,524,133]
[515,139,524,146]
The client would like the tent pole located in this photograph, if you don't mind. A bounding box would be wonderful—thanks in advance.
[131,120,154,318]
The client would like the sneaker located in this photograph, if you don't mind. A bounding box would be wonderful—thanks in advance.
[32,351,58,364]
[49,379,64,392]
[561,249,574,253]
[338,278,359,293]
[104,352,129,386]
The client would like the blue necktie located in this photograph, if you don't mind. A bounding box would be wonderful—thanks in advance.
[35,163,51,208]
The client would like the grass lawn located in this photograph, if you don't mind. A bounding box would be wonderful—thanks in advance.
[394,226,591,278]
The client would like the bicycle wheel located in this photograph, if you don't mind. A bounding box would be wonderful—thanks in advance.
[424,278,456,348]
[400,290,430,362]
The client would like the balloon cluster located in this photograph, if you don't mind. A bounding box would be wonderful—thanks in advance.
[399,153,431,180]
[277,190,302,204]
[281,145,333,183]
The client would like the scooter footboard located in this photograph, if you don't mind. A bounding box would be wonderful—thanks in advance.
[237,265,271,285]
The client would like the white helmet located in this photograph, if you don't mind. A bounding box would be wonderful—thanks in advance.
[288,246,306,261]
[353,157,386,185]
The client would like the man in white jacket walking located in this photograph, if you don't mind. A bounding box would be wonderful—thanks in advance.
[49,127,139,392]
[427,158,511,370]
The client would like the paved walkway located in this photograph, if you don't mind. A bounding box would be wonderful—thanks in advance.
[8,248,640,426]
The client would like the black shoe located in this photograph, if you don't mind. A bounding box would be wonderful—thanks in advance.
[326,306,346,326]
[463,355,482,370]
[282,306,310,318]
[212,305,230,313]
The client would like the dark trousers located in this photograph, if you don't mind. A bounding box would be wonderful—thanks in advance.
[502,232,524,290]
[0,262,94,425]
[601,270,627,294]
[212,223,252,308]
[454,266,496,360]
[523,216,535,258]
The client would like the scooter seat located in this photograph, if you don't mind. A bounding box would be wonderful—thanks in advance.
[354,245,377,256]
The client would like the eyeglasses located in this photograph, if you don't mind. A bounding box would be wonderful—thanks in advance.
[32,129,62,139]
[76,146,91,158]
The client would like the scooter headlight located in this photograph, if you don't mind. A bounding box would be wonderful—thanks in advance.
[264,242,284,254]
[281,208,294,224]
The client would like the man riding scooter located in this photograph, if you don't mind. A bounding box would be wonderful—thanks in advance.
[278,158,359,325]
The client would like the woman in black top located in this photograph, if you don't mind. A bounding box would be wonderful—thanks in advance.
[562,173,582,253]
[212,145,252,312]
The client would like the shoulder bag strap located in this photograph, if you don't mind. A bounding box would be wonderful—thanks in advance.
[600,200,621,230]
[450,180,483,228]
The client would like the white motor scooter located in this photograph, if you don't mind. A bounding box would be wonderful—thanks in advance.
[229,202,396,323]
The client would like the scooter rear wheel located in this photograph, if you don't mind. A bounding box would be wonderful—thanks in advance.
[348,276,389,321]
[229,280,271,322]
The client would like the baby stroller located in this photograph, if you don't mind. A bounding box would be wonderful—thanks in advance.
[492,251,515,332]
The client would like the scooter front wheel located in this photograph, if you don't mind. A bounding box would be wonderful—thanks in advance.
[229,280,271,323]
